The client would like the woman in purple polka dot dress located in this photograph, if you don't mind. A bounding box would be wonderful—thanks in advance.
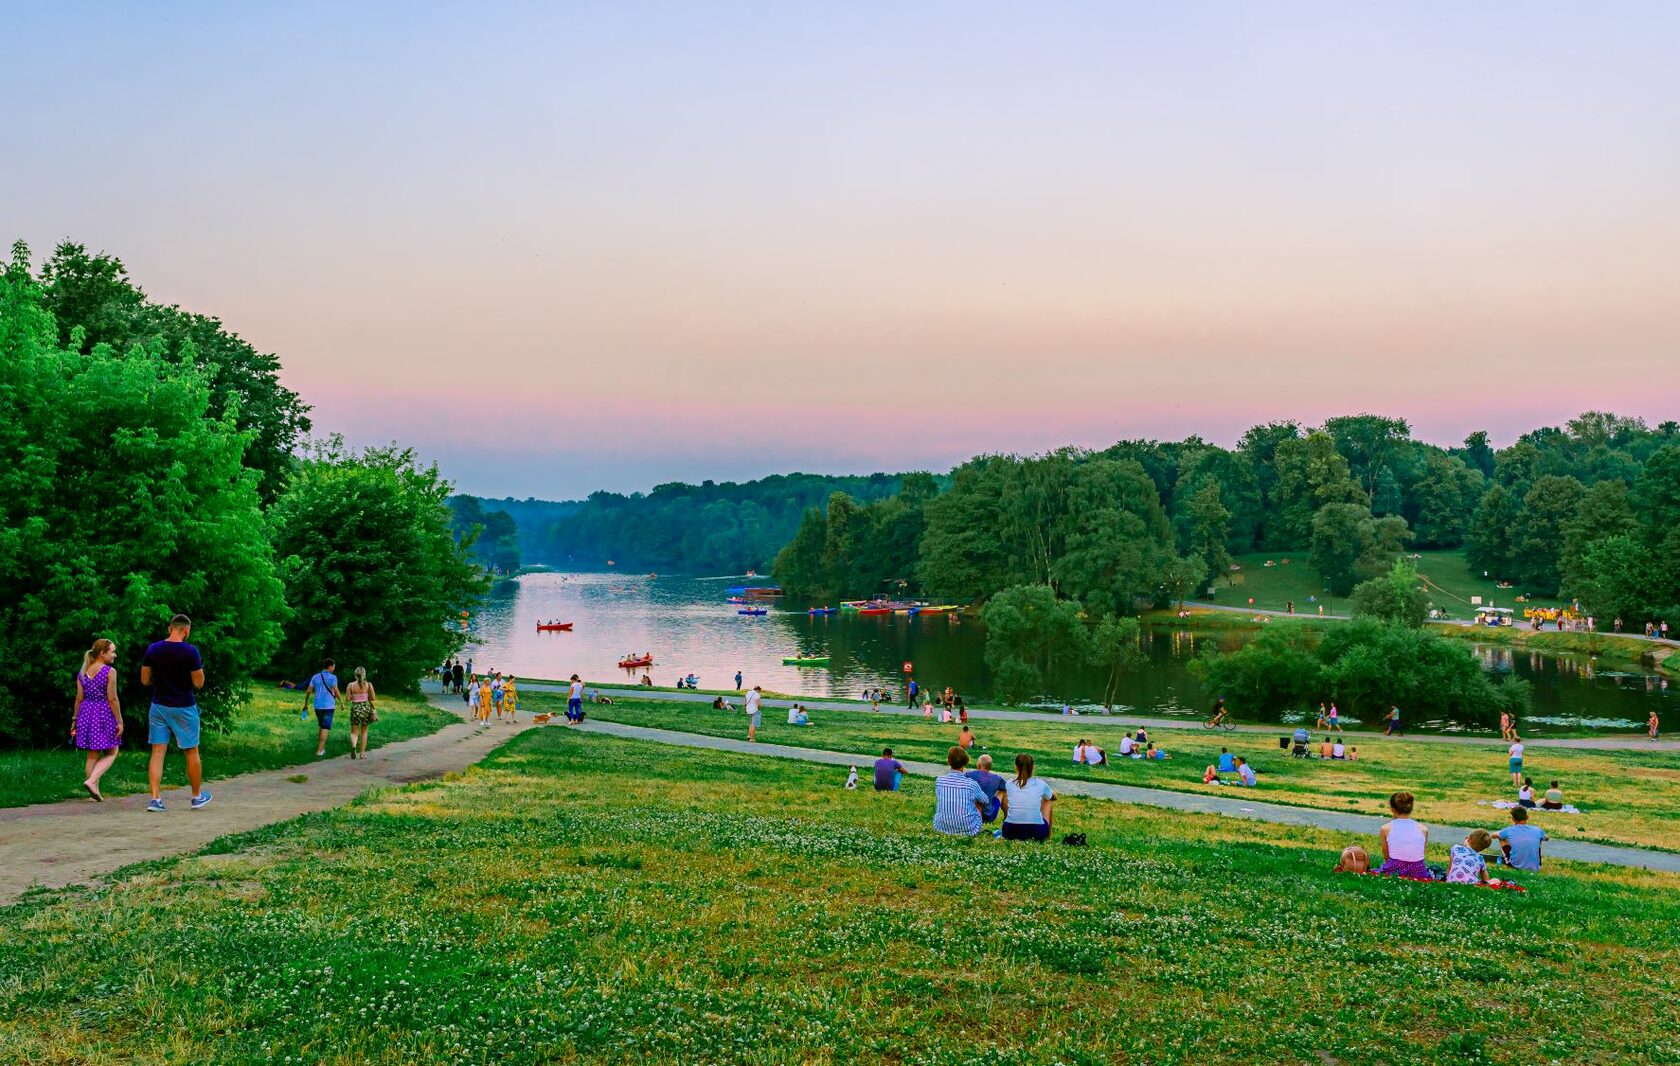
[72,638,124,801]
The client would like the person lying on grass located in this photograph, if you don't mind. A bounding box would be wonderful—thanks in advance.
[1376,791,1429,879]
[932,746,988,837]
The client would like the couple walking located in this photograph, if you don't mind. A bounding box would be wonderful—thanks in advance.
[302,659,379,758]
[70,614,211,810]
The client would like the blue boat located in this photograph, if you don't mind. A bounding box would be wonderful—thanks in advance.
[808,606,837,615]
[738,608,768,616]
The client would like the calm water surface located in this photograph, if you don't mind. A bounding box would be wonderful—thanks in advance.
[467,573,1672,734]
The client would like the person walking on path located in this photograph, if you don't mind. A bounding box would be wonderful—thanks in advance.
[346,667,377,759]
[1651,711,1662,742]
[734,670,743,691]
[1385,705,1402,737]
[452,660,464,696]
[567,674,585,721]
[744,685,763,742]
[71,638,123,801]
[141,614,210,811]
[1328,702,1342,734]
[907,678,918,709]
[306,660,342,757]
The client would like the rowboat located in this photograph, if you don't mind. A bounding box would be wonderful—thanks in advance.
[857,607,892,616]
[617,655,654,669]
[738,608,768,616]
[807,606,837,615]
[782,656,830,666]
[535,622,573,631]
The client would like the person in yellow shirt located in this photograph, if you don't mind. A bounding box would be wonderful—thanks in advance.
[477,678,492,722]
[503,677,518,721]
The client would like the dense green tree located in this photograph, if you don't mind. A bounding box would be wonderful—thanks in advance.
[771,508,828,598]
[1237,421,1302,544]
[268,440,489,689]
[1465,485,1520,579]
[1310,503,1374,597]
[1559,480,1637,600]
[1323,414,1412,499]
[1371,466,1404,516]
[1515,475,1586,595]
[1189,623,1324,722]
[1570,535,1649,623]
[1170,448,1262,551]
[1455,430,1496,478]
[1350,560,1430,628]
[1409,453,1485,548]
[917,459,1013,602]
[448,496,520,574]
[1270,432,1365,547]
[1184,479,1234,586]
[1635,446,1680,610]
[980,584,1089,703]
[1,242,285,744]
[1050,459,1177,617]
[37,242,311,501]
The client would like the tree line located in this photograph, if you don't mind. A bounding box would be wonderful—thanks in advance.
[537,473,913,574]
[0,241,488,747]
[773,413,1680,625]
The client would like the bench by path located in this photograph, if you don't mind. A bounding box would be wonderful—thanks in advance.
[0,705,532,907]
[485,681,1680,752]
[572,718,1680,874]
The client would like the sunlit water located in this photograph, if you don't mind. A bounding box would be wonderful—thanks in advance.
[464,573,1672,734]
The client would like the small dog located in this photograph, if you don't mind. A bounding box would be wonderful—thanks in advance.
[531,713,554,725]
[845,767,858,790]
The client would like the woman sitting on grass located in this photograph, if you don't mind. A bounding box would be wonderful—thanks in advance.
[1376,792,1430,879]
[1517,778,1536,808]
[1541,780,1565,810]
[999,754,1054,841]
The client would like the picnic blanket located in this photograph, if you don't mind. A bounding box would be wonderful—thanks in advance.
[1480,800,1583,814]
[1344,870,1526,892]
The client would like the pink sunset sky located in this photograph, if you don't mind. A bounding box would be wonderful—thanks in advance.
[8,3,1679,498]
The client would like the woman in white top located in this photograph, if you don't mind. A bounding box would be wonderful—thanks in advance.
[1376,791,1429,878]
[1331,741,1346,759]
[1516,778,1536,808]
[1508,738,1525,787]
[999,753,1055,841]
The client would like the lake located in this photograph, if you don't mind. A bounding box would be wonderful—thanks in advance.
[467,572,1673,734]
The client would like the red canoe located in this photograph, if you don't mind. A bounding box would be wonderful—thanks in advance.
[618,655,654,669]
[536,623,574,632]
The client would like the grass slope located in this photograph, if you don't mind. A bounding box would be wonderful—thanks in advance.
[1209,548,1567,617]
[539,695,1680,852]
[1,729,1675,1064]
[0,687,456,809]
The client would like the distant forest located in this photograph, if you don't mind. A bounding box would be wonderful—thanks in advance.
[454,473,914,575]
[771,413,1680,626]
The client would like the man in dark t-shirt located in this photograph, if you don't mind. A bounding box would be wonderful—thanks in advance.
[140,614,209,811]
[965,753,1006,823]
[873,747,905,791]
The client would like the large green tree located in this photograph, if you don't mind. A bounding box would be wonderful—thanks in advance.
[267,440,489,689]
[1465,485,1519,580]
[1350,560,1430,628]
[37,242,311,502]
[980,584,1089,703]
[1515,475,1586,595]
[1270,432,1365,547]
[1409,453,1485,548]
[1,242,285,744]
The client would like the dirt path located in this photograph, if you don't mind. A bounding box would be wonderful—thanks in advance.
[0,704,531,906]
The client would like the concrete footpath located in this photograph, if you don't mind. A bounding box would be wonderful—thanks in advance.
[0,705,533,906]
[517,681,1680,752]
[575,718,1680,874]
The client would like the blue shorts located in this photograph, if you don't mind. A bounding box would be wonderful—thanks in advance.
[316,707,336,730]
[148,703,201,749]
[1509,758,1522,773]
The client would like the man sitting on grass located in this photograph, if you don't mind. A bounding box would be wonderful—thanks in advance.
[1216,747,1235,772]
[1234,757,1256,786]
[873,748,905,792]
[1496,807,1548,872]
[932,747,987,837]
[786,704,811,726]
[966,754,1005,823]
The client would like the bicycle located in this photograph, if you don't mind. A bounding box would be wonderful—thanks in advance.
[1203,712,1235,732]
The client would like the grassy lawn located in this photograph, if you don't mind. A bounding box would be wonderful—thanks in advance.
[0,686,457,809]
[538,694,1680,853]
[1,728,1674,1064]
[1208,548,1567,617]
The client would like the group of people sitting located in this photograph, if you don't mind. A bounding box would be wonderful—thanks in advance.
[1203,748,1257,786]
[1515,776,1567,810]
[786,704,812,727]
[929,747,1057,840]
[1073,732,1169,764]
[1334,791,1548,884]
[1291,726,1358,760]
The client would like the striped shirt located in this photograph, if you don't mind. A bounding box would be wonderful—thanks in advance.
[933,771,985,836]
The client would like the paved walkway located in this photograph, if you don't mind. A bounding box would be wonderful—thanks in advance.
[501,681,1680,751]
[575,718,1680,874]
[0,705,533,906]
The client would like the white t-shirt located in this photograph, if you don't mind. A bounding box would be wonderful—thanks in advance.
[1386,818,1427,862]
[1003,777,1054,824]
[1072,745,1085,764]
[1332,742,1345,757]
[1118,737,1134,755]
[569,680,583,700]
[1508,742,1524,760]
[787,708,802,725]
[1086,748,1105,765]
[745,690,761,712]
